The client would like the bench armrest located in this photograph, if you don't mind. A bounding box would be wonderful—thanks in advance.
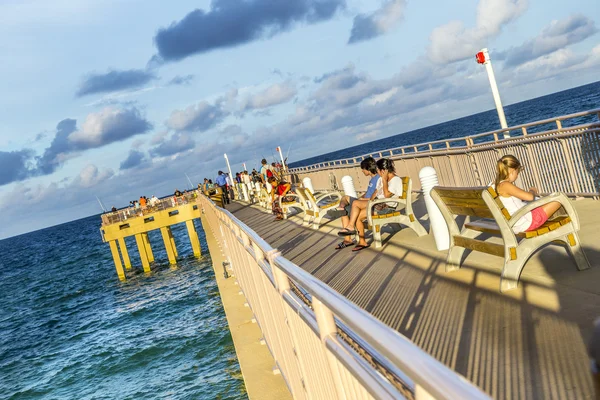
[508,192,578,229]
[366,197,404,221]
[315,191,342,203]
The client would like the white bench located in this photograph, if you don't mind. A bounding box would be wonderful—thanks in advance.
[431,186,590,292]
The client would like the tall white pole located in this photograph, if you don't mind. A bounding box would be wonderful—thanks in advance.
[477,48,509,138]
[224,153,237,196]
[276,146,286,171]
[243,163,247,171]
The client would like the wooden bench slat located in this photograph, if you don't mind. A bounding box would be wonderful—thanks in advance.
[465,219,501,235]
[433,187,486,200]
[453,236,505,257]
[446,205,495,218]
[440,196,489,208]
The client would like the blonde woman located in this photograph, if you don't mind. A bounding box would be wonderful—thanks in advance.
[494,155,562,233]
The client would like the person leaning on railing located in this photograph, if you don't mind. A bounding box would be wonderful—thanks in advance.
[267,176,291,221]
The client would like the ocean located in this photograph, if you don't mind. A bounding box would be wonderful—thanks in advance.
[1,81,599,400]
[0,216,247,399]
[289,80,600,168]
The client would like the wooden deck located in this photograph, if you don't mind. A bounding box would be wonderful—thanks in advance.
[227,196,600,400]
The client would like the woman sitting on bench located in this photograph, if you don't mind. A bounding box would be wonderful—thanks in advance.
[495,155,562,233]
[337,158,403,251]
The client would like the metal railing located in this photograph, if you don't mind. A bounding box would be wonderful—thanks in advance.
[101,190,201,226]
[199,195,490,400]
[287,109,600,198]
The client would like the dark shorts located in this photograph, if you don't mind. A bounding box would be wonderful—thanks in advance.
[344,196,357,214]
[375,205,396,216]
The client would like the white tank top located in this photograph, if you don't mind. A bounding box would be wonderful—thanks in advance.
[495,181,532,233]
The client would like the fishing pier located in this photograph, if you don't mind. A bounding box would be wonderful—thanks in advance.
[100,108,600,399]
[100,192,202,280]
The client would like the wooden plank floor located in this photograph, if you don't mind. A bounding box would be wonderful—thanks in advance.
[226,197,600,400]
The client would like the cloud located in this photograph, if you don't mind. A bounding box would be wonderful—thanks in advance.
[150,132,195,157]
[152,0,346,62]
[166,101,227,132]
[37,108,152,174]
[76,69,157,97]
[73,164,114,188]
[502,15,597,67]
[240,81,297,111]
[119,150,147,170]
[348,0,406,43]
[428,0,527,64]
[168,74,195,86]
[0,149,36,186]
[68,107,152,148]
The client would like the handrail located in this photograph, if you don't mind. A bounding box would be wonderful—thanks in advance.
[289,108,600,172]
[201,195,490,399]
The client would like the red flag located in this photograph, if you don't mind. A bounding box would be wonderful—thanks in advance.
[276,147,280,152]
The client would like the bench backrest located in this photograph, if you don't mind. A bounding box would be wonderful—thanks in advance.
[431,186,511,220]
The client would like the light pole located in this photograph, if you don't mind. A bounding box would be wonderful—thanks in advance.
[276,146,286,171]
[476,48,509,138]
[224,153,237,197]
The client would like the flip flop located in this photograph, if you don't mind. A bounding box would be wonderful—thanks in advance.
[352,244,370,252]
[327,209,347,218]
[337,228,357,236]
[335,240,356,250]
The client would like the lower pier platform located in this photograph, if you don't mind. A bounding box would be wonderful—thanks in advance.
[227,198,600,399]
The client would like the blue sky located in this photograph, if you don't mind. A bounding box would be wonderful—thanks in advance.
[0,0,598,239]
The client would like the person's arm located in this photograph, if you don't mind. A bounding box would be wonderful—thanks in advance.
[380,172,395,198]
[498,181,536,201]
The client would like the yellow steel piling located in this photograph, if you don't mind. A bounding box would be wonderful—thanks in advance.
[142,233,154,263]
[135,233,151,273]
[185,220,202,257]
[161,226,177,264]
[109,240,125,280]
[117,237,131,270]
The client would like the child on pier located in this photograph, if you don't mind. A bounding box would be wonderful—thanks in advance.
[268,176,292,221]
[494,155,562,233]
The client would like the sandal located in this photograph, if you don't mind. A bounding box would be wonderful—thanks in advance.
[337,227,357,236]
[335,240,356,250]
[352,244,370,252]
[327,209,347,218]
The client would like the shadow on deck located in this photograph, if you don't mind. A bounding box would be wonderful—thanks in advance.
[226,197,600,400]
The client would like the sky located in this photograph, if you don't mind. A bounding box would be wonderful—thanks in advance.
[0,0,599,239]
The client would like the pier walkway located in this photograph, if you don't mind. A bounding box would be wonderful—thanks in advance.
[228,197,600,399]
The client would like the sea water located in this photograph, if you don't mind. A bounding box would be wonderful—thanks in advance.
[0,216,247,399]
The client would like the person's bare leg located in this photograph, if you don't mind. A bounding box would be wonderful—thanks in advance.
[540,201,562,218]
[338,195,350,210]
[355,209,368,246]
[344,200,368,230]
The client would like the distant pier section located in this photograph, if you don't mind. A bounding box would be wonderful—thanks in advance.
[100,191,203,280]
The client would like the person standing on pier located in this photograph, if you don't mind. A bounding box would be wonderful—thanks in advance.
[268,176,291,220]
[216,171,230,205]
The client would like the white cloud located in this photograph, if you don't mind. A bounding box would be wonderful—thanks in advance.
[429,0,528,64]
[240,81,297,111]
[502,15,597,67]
[75,164,114,188]
[166,101,227,132]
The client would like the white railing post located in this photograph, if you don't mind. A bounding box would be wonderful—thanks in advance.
[419,167,449,251]
[341,176,357,198]
[312,299,347,400]
[241,183,249,202]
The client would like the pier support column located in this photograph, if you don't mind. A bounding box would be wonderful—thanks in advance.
[160,227,177,264]
[142,233,154,263]
[168,227,178,258]
[185,220,202,258]
[117,237,131,270]
[134,234,151,273]
[109,240,125,281]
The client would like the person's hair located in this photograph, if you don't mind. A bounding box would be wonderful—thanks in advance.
[267,176,277,184]
[376,158,396,173]
[261,158,267,165]
[208,179,213,184]
[494,155,522,189]
[218,170,223,175]
[360,157,378,174]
